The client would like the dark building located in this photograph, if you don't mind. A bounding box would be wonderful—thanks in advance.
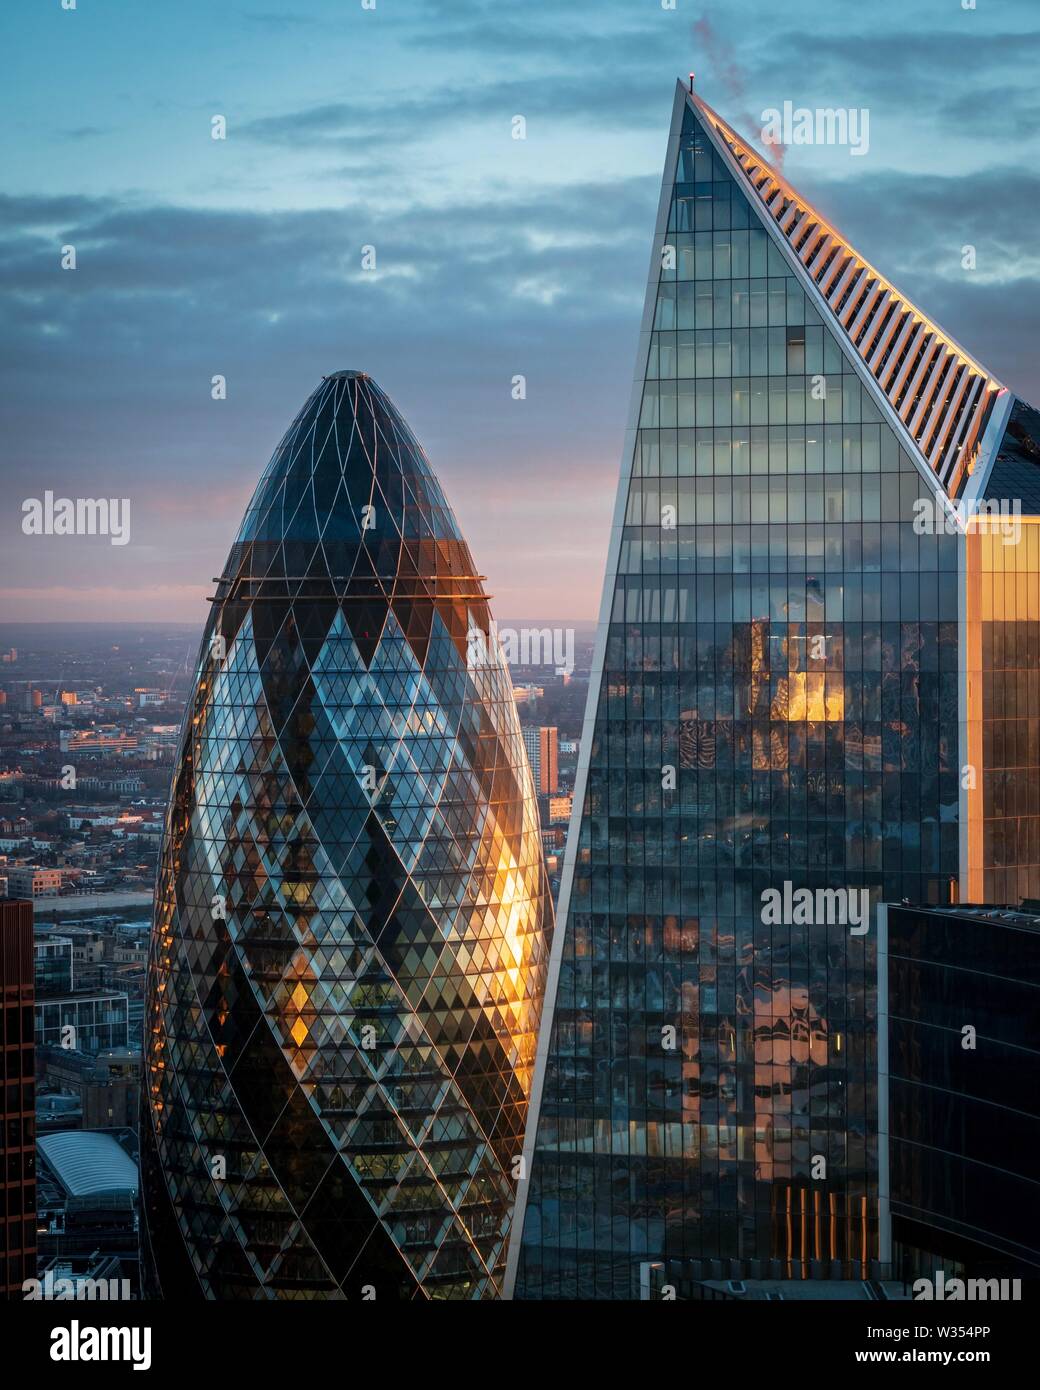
[141,372,553,1299]
[880,903,1040,1280]
[38,1046,140,1130]
[34,935,74,996]
[511,80,1040,1299]
[1,899,36,1298]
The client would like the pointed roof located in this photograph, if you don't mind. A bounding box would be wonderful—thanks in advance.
[687,86,1007,498]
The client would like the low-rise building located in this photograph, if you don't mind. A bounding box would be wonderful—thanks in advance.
[6,865,62,898]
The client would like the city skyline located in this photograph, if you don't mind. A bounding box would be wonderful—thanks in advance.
[3,0,1040,1335]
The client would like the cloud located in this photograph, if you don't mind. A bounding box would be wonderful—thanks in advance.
[237,73,669,153]
[0,171,650,621]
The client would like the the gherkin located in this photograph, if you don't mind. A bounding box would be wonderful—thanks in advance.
[141,371,553,1300]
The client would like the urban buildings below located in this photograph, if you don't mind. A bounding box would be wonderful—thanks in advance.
[141,371,553,1299]
[880,903,1040,1281]
[38,1047,141,1132]
[511,79,1040,1299]
[36,1128,140,1294]
[0,898,35,1299]
[34,934,73,994]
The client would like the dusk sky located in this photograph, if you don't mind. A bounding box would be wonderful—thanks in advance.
[2,0,1038,626]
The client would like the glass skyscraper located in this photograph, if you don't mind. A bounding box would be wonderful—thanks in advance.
[511,81,1040,1299]
[141,371,553,1299]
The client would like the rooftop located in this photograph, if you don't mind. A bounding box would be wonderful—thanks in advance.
[887,902,1040,933]
[37,1130,138,1199]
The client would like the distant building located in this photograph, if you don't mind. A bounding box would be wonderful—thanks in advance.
[6,867,62,899]
[35,990,129,1055]
[0,899,36,1297]
[513,684,544,706]
[60,728,138,756]
[880,903,1040,1281]
[523,726,559,795]
[141,726,179,760]
[81,775,146,796]
[548,794,573,825]
[99,962,144,1044]
[34,936,74,995]
[40,1047,140,1130]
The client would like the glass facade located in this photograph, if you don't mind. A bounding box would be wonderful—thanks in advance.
[35,992,129,1055]
[965,518,1040,904]
[34,936,73,997]
[142,372,552,1299]
[882,904,1040,1278]
[515,93,967,1298]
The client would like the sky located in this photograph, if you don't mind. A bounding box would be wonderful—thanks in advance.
[2,0,1038,626]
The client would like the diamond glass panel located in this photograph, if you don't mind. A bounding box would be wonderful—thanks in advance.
[141,372,553,1300]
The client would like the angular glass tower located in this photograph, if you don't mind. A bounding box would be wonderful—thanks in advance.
[141,371,553,1299]
[510,82,1040,1298]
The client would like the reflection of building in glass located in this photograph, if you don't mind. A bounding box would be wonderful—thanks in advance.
[880,903,1040,1279]
[142,372,553,1300]
[511,81,1040,1299]
[0,898,35,1297]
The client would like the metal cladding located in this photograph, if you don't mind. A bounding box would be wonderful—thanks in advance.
[141,372,553,1299]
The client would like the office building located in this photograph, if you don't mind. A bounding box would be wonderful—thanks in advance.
[141,372,553,1299]
[880,903,1040,1280]
[511,81,1040,1298]
[35,991,130,1056]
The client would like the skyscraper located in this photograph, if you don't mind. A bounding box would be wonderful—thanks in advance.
[523,726,560,796]
[142,371,553,1299]
[1,899,35,1299]
[511,81,1040,1298]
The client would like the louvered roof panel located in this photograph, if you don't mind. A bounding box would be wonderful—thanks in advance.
[689,89,1004,497]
